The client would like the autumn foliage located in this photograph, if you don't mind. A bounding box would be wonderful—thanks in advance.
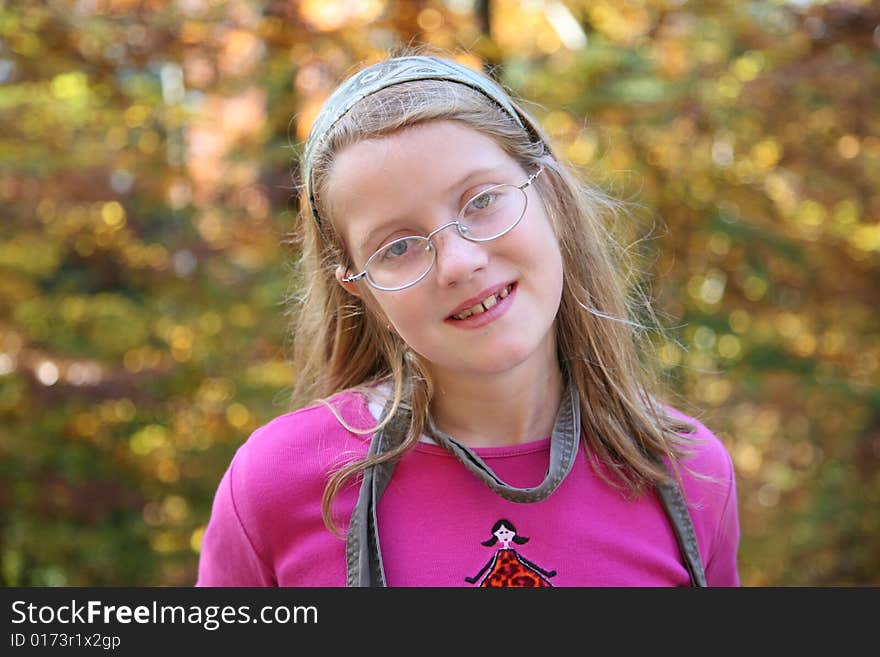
[1,0,877,586]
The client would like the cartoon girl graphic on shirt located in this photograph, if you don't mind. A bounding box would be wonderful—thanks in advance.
[465,519,557,587]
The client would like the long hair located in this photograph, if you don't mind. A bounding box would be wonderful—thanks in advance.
[289,54,699,536]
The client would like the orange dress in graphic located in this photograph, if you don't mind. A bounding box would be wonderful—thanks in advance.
[465,519,557,587]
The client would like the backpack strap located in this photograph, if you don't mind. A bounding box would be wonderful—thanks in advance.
[346,399,707,587]
[345,400,409,587]
[656,477,708,587]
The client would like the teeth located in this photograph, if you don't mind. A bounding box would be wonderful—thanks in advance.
[452,284,512,320]
[466,302,484,315]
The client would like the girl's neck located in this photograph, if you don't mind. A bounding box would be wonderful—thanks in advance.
[426,363,564,449]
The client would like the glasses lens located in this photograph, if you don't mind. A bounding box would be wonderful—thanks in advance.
[367,236,434,290]
[458,184,526,240]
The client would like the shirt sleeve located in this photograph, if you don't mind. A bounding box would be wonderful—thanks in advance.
[703,446,741,587]
[196,458,275,587]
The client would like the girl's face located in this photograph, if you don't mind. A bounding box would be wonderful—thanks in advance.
[493,524,515,548]
[327,120,564,385]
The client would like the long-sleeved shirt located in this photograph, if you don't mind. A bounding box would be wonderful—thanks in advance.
[197,390,740,587]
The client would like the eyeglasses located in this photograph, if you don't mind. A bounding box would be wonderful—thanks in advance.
[342,166,543,291]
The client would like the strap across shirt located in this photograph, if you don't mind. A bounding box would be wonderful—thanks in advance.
[346,384,707,587]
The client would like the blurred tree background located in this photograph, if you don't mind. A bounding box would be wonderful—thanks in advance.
[1,0,878,587]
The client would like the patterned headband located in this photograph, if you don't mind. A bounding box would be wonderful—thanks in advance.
[302,55,542,236]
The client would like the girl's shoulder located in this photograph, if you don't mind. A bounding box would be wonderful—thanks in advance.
[226,389,375,495]
[662,406,740,584]
[247,389,375,449]
[664,406,734,482]
[662,406,737,536]
[199,390,376,582]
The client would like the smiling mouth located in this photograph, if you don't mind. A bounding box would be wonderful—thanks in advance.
[450,283,514,320]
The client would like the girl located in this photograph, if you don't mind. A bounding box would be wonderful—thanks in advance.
[196,53,740,587]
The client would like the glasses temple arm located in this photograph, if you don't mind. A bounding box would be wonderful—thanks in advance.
[342,271,367,283]
[521,166,544,189]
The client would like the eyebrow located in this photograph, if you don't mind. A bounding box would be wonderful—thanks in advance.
[355,165,507,255]
[445,165,506,195]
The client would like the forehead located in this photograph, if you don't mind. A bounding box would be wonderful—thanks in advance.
[324,121,517,240]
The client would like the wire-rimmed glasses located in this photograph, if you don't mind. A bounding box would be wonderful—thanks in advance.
[342,166,543,291]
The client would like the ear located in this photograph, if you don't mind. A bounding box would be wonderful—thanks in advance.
[335,265,362,297]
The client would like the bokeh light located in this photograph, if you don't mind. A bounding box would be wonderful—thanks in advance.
[1,0,877,587]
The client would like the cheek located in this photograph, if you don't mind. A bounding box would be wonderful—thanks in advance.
[526,223,564,315]
[356,289,395,330]
[370,290,422,333]
[523,216,564,279]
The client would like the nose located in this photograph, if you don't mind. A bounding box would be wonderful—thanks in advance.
[430,223,489,287]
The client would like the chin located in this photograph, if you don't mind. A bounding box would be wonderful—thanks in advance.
[456,343,537,375]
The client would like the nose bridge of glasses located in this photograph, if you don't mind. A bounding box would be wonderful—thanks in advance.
[425,219,466,244]
[427,218,491,282]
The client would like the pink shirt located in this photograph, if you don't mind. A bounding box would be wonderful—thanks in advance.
[197,391,739,587]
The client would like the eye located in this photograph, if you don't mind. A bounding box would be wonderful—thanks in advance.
[474,193,492,209]
[469,192,494,211]
[388,240,409,257]
[376,236,424,263]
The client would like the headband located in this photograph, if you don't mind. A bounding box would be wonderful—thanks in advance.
[301,55,543,235]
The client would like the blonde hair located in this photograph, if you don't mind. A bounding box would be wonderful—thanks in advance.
[289,54,699,536]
